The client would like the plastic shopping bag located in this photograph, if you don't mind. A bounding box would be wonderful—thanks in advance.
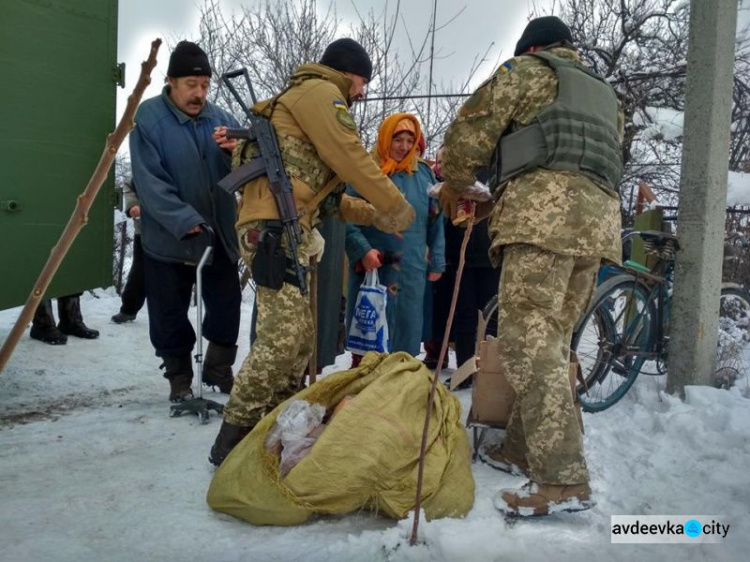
[346,270,389,354]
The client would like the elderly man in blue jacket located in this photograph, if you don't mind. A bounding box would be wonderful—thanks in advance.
[130,41,242,403]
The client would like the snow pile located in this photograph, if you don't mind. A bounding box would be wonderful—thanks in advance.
[633,106,684,142]
[1,292,749,561]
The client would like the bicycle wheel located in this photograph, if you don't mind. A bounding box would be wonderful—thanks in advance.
[719,285,750,337]
[481,294,499,333]
[572,275,655,412]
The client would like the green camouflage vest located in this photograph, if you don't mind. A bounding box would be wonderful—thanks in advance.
[498,51,622,193]
[236,73,334,194]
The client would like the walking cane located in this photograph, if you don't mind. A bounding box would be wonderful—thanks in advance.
[410,202,476,546]
[307,256,318,386]
[170,226,224,423]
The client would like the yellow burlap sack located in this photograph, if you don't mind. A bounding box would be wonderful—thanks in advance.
[206,352,475,526]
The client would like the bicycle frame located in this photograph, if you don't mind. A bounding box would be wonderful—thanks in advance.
[603,232,676,374]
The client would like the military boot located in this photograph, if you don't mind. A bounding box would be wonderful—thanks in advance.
[209,421,252,467]
[30,300,68,345]
[494,481,593,517]
[161,354,194,403]
[57,295,99,339]
[479,445,530,477]
[202,342,236,394]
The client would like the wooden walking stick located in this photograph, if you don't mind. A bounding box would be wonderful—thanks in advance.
[0,39,162,374]
[307,256,318,386]
[410,202,476,546]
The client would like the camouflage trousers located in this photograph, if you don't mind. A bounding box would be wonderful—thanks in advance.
[222,223,320,428]
[496,243,599,485]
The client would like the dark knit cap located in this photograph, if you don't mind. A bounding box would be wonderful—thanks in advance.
[319,38,373,81]
[514,16,573,56]
[167,41,212,78]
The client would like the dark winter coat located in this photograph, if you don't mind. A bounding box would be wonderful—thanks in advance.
[130,86,240,265]
[345,160,445,355]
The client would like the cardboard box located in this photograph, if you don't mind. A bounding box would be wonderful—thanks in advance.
[457,340,583,433]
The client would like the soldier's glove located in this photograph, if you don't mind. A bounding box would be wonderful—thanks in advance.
[338,195,377,225]
[436,183,462,222]
[373,198,415,233]
[436,182,494,225]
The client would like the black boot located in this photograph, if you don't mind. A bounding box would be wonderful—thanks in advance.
[57,295,99,339]
[209,421,252,467]
[202,342,237,394]
[161,354,194,403]
[30,300,68,345]
[111,311,137,324]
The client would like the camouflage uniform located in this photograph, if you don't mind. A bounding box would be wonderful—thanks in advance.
[221,64,414,429]
[442,46,623,485]
[222,223,321,427]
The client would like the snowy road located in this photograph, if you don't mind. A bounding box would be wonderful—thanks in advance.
[1,291,748,561]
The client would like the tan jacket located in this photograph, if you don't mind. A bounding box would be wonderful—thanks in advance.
[236,64,413,233]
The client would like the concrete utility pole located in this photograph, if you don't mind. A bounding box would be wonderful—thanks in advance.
[668,0,738,397]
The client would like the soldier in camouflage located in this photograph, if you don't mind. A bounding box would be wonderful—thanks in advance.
[440,16,623,516]
[209,38,415,466]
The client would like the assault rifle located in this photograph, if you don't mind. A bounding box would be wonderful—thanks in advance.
[218,68,308,295]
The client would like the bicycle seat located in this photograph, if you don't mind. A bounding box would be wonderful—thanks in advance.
[638,230,680,252]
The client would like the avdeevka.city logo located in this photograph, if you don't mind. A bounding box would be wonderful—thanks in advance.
[684,519,702,538]
[610,515,731,544]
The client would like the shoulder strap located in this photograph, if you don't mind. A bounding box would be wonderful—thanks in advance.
[529,51,608,83]
[264,73,330,118]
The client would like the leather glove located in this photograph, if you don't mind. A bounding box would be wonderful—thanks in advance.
[338,194,376,225]
[437,184,462,222]
[372,198,415,233]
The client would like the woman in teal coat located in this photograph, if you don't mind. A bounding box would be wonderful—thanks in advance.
[346,113,445,364]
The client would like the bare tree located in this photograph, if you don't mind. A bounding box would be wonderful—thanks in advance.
[731,24,750,173]
[112,153,132,294]
[190,0,492,155]
[349,1,495,154]
[532,0,750,222]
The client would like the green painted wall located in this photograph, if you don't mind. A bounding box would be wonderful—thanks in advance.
[0,0,119,310]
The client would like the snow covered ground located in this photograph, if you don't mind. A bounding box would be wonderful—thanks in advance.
[1,291,749,562]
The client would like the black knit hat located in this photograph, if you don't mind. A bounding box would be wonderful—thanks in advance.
[320,38,373,81]
[167,41,212,78]
[514,16,573,56]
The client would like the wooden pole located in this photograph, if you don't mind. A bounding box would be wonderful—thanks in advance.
[0,39,162,373]
[307,257,318,386]
[410,203,476,546]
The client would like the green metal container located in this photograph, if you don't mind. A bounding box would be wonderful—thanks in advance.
[0,0,120,311]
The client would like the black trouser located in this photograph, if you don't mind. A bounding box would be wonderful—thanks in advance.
[143,242,241,358]
[120,235,146,315]
[432,266,500,367]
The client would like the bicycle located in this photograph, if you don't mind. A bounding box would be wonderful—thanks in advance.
[481,230,750,412]
[571,230,750,412]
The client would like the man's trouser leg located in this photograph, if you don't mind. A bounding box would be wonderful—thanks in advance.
[142,255,195,358]
[199,241,242,349]
[120,235,146,316]
[222,282,314,427]
[497,244,597,485]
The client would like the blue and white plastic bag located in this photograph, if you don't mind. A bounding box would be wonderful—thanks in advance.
[346,270,389,354]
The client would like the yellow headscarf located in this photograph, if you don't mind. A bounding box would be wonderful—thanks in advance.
[376,113,423,176]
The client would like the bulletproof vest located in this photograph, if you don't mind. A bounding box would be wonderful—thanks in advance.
[497,51,623,193]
